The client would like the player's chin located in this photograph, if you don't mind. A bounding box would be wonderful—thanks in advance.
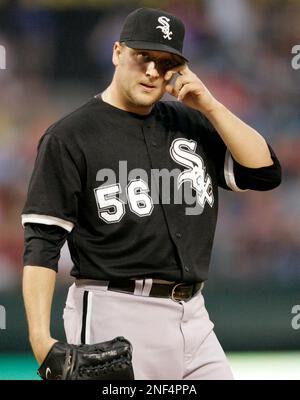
[133,90,163,106]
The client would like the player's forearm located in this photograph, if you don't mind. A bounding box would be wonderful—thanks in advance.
[22,266,57,362]
[203,101,273,168]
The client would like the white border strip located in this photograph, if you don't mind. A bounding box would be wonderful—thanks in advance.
[142,279,153,297]
[134,280,144,295]
[21,214,74,232]
[85,291,93,345]
[224,150,248,192]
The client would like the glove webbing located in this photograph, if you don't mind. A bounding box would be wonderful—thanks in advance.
[62,346,77,380]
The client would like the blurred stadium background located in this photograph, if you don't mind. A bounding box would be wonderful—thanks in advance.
[0,0,299,380]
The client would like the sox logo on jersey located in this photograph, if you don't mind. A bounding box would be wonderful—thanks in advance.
[156,16,173,40]
[170,138,214,209]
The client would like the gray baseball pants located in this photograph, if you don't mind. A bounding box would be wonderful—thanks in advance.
[63,279,233,380]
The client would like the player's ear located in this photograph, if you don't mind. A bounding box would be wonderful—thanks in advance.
[112,41,123,67]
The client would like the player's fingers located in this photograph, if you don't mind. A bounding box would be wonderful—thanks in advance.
[177,83,197,101]
[164,63,187,81]
[173,77,183,96]
[164,70,176,81]
[165,83,176,96]
[165,72,192,97]
[177,64,190,75]
[165,78,182,97]
[173,75,191,96]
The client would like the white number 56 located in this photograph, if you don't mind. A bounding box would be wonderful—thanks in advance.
[94,179,153,224]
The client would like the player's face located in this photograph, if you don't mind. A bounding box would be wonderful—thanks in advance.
[113,43,184,113]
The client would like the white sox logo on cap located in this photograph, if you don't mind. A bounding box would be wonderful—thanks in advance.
[156,16,173,40]
[119,8,188,61]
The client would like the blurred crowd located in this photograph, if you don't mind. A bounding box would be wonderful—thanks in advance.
[0,0,299,290]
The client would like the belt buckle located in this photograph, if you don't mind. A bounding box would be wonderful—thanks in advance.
[171,283,189,302]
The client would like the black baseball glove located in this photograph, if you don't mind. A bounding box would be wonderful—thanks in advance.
[38,336,134,380]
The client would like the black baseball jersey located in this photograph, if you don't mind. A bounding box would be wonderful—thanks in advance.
[22,95,281,283]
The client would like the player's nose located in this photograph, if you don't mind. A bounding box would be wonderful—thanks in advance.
[146,61,159,79]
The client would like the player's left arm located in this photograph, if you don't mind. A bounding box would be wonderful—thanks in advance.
[165,65,273,169]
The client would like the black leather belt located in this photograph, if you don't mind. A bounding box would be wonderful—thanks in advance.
[107,279,203,302]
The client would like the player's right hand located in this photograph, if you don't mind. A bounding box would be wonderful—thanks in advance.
[164,65,184,83]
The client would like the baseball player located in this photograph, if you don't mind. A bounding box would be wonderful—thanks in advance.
[22,8,281,380]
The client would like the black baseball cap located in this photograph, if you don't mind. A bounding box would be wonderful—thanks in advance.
[119,7,188,62]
